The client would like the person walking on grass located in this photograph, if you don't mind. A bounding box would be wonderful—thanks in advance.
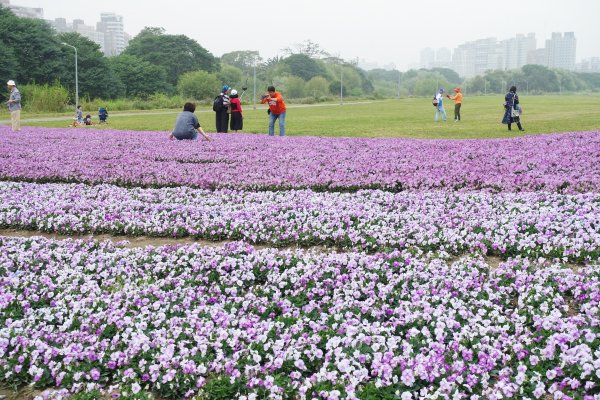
[169,102,212,141]
[434,88,446,122]
[261,85,287,136]
[229,89,243,132]
[502,85,525,132]
[6,80,21,132]
[447,87,463,122]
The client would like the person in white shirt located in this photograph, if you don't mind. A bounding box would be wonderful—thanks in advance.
[434,88,447,122]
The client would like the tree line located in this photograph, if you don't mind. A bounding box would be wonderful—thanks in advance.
[1,5,599,112]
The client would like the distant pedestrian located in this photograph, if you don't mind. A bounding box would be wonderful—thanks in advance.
[229,89,243,132]
[502,86,525,132]
[447,87,463,122]
[71,105,83,127]
[214,85,230,133]
[260,85,287,136]
[434,88,446,122]
[6,80,21,132]
[169,102,212,141]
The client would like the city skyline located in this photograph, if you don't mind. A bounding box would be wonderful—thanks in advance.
[3,0,599,72]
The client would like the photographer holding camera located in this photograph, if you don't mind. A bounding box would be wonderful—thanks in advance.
[260,86,287,137]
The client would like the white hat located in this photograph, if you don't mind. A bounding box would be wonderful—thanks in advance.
[231,89,238,95]
[7,80,16,86]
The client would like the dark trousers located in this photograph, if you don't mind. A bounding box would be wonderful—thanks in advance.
[215,111,229,133]
[454,104,461,121]
[507,119,524,131]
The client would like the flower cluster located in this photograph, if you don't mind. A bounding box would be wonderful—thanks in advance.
[0,126,599,192]
[0,236,598,399]
[1,182,599,262]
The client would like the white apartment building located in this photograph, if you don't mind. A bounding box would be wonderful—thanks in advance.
[452,38,501,78]
[1,0,43,19]
[97,13,127,56]
[545,32,576,71]
[500,33,537,70]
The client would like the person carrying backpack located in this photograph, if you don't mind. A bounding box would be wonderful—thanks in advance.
[434,88,447,122]
[214,85,230,133]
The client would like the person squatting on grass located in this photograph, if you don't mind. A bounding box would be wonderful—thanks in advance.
[169,102,212,142]
[434,88,446,122]
[6,80,21,132]
[261,85,287,136]
[502,86,525,132]
[447,87,463,122]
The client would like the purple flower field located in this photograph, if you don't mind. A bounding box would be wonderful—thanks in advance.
[0,182,598,262]
[0,237,598,400]
[0,126,599,399]
[0,126,599,192]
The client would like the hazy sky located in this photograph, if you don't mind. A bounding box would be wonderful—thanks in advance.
[12,0,600,70]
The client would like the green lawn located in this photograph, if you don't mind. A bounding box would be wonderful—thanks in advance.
[8,95,600,139]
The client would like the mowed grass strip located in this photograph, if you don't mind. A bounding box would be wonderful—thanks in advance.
[14,95,600,139]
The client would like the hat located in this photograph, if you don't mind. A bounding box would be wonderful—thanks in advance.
[439,88,444,93]
[222,85,229,92]
[454,87,461,92]
[7,80,16,86]
[230,89,238,95]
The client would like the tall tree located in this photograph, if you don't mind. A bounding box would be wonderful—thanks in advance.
[283,54,327,81]
[221,50,261,74]
[0,5,65,84]
[108,54,171,98]
[58,32,123,100]
[124,27,219,85]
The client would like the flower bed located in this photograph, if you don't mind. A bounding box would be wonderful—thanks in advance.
[1,182,599,262]
[0,236,598,399]
[1,127,599,192]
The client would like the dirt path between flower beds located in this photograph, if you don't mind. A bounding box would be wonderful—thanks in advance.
[0,229,584,273]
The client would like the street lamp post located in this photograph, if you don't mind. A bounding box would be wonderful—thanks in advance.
[253,61,257,110]
[340,63,343,105]
[61,42,78,109]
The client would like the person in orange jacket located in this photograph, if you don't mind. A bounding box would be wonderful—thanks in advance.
[260,85,287,136]
[447,87,463,122]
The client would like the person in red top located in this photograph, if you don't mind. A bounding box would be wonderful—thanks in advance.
[260,85,287,136]
[229,89,243,132]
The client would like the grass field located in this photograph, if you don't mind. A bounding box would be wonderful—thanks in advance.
[5,94,600,139]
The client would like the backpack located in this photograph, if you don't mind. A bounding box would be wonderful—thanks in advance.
[213,95,225,112]
[432,95,439,107]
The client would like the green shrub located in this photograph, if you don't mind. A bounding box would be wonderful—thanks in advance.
[21,82,69,112]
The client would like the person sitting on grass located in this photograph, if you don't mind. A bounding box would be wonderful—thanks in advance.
[168,102,212,141]
[83,114,94,126]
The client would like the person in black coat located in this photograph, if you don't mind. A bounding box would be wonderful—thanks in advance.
[502,86,525,131]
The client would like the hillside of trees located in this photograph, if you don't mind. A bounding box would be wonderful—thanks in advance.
[1,5,599,112]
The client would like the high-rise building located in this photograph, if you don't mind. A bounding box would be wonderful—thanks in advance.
[452,38,500,78]
[501,33,536,70]
[419,47,452,69]
[576,57,600,72]
[434,47,452,68]
[73,19,105,54]
[545,32,576,70]
[1,0,43,19]
[420,47,435,69]
[97,13,127,56]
